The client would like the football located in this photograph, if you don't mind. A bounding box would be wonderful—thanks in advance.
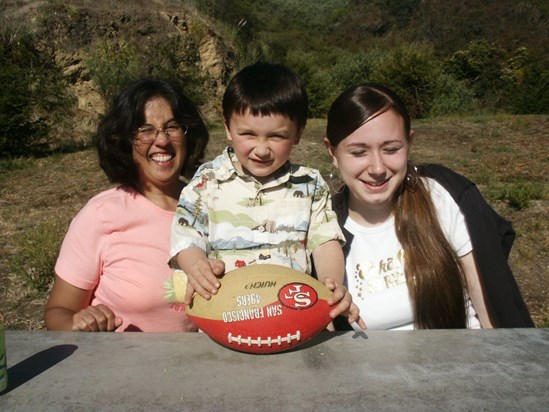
[186,264,334,354]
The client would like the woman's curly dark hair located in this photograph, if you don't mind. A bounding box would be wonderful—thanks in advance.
[94,77,209,190]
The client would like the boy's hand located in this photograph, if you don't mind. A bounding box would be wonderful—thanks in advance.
[184,258,225,304]
[323,278,367,330]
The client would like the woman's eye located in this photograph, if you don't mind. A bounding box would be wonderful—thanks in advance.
[166,125,178,132]
[138,127,156,136]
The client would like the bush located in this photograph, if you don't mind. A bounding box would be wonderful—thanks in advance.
[497,182,545,210]
[370,43,446,118]
[0,25,73,157]
[0,32,49,156]
[502,47,549,114]
[444,40,549,113]
[428,74,476,117]
[86,40,145,103]
[288,48,389,117]
[448,40,508,104]
[87,35,208,105]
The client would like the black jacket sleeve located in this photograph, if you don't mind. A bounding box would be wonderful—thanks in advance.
[420,164,534,327]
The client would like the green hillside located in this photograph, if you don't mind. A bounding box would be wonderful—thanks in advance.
[1,0,548,155]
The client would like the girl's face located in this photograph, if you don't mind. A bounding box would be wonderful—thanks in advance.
[327,109,411,225]
[132,97,187,194]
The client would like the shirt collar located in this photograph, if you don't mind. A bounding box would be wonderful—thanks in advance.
[215,146,292,188]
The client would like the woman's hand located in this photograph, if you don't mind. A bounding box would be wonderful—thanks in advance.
[323,278,367,330]
[72,304,123,332]
[45,275,123,332]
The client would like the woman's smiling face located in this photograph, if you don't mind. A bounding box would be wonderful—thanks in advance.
[132,96,186,192]
[328,109,411,223]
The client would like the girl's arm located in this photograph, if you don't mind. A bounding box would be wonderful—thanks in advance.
[460,252,494,328]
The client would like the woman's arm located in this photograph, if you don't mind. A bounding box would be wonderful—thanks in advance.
[460,252,494,328]
[44,275,122,331]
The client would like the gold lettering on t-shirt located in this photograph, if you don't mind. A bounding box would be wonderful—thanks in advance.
[352,249,406,297]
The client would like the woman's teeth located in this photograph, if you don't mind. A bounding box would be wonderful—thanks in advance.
[151,154,173,162]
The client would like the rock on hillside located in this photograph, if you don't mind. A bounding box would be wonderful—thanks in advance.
[2,0,237,142]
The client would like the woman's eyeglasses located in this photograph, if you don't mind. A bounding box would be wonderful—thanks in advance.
[135,122,188,144]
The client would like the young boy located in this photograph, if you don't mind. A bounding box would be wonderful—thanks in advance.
[169,62,363,326]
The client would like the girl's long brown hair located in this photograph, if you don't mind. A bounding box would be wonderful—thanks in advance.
[326,83,466,328]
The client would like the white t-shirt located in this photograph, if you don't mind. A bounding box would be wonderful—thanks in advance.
[344,178,481,330]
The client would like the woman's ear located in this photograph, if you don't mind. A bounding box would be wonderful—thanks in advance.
[323,138,338,168]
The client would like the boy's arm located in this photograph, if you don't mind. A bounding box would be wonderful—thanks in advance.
[170,175,226,303]
[312,240,366,329]
[312,240,345,285]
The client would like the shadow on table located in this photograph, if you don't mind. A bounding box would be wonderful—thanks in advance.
[1,344,77,395]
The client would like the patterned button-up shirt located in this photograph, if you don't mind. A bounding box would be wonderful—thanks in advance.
[170,147,344,274]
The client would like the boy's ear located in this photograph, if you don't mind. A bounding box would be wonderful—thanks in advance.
[224,121,233,142]
[293,127,304,145]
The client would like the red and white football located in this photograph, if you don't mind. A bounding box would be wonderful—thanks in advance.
[186,264,333,354]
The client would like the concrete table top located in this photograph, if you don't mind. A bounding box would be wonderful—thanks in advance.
[0,329,547,411]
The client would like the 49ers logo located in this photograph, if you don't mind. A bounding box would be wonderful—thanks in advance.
[278,283,318,310]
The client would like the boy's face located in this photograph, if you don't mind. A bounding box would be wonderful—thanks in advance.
[225,110,302,184]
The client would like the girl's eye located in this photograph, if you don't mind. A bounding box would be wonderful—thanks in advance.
[384,147,401,154]
[350,150,366,156]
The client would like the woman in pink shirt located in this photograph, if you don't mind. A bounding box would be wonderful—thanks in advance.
[44,78,209,332]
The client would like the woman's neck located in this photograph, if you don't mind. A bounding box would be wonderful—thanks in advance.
[138,180,184,211]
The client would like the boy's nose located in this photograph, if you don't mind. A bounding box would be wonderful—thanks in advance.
[254,143,270,157]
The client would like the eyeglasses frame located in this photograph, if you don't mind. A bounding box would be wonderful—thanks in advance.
[134,122,188,144]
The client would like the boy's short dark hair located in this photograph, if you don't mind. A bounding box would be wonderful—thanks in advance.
[222,62,308,129]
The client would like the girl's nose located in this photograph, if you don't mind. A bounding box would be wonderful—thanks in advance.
[368,151,385,175]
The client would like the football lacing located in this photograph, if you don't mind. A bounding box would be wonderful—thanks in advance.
[227,331,301,347]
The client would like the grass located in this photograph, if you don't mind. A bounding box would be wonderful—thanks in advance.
[0,115,547,329]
